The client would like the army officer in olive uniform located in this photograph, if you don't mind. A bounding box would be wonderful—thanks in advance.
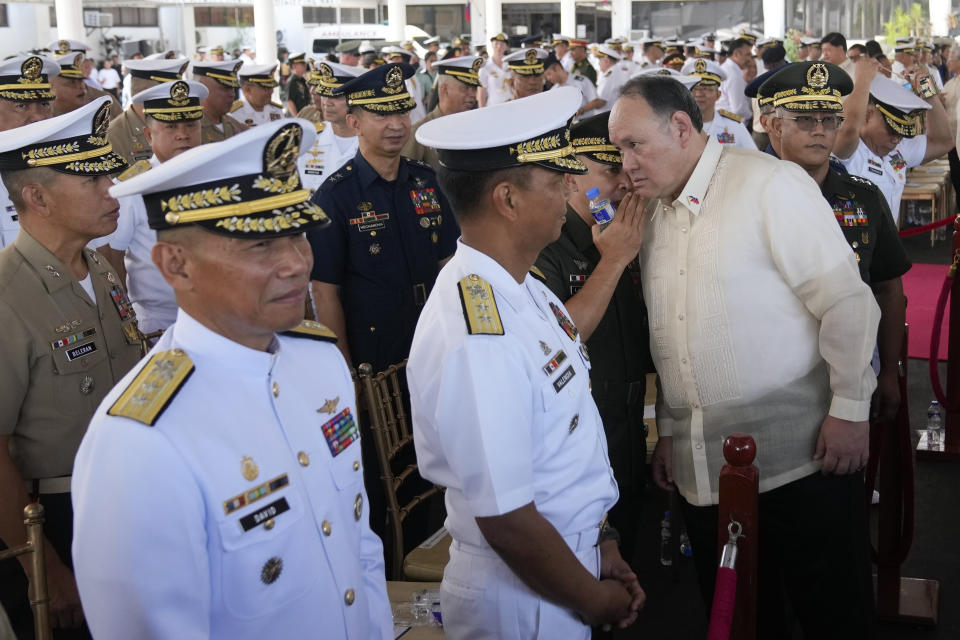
[72,119,393,639]
[0,97,140,638]
[534,112,652,565]
[762,62,911,426]
[107,57,188,165]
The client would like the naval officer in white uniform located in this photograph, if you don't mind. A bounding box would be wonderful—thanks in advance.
[408,87,645,639]
[71,119,392,640]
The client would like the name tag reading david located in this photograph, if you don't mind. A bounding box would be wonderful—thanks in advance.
[239,497,290,532]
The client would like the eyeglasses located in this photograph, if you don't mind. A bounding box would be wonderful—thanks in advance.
[777,114,845,131]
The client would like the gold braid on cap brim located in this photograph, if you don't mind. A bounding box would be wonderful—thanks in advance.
[347,92,416,113]
[875,104,919,137]
[0,85,55,101]
[203,71,240,88]
[572,139,622,165]
[243,76,279,88]
[691,74,722,86]
[440,69,481,86]
[771,87,843,111]
[508,64,544,76]
[144,107,205,122]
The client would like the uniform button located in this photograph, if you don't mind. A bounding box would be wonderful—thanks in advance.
[354,493,363,521]
[297,451,310,466]
[352,460,360,471]
[263,518,275,531]
[369,326,375,333]
[322,520,332,536]
[272,382,279,397]
[344,588,355,605]
[678,313,685,320]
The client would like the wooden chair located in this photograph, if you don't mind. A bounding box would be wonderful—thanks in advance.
[0,504,51,640]
[357,361,451,581]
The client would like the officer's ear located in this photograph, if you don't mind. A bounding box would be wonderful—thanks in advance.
[345,110,361,136]
[489,178,525,222]
[152,229,200,292]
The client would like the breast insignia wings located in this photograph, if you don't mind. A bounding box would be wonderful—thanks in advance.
[458,274,504,336]
[107,349,194,426]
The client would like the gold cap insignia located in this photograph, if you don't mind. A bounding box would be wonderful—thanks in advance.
[471,57,483,73]
[319,63,333,78]
[695,58,707,73]
[385,65,403,90]
[241,455,259,481]
[525,49,538,64]
[263,123,302,178]
[93,101,111,138]
[169,80,190,105]
[21,56,42,82]
[807,63,828,89]
[58,40,70,55]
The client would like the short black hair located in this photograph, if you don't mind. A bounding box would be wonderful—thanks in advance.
[865,40,884,59]
[761,44,786,66]
[436,165,535,221]
[821,32,847,51]
[848,43,866,55]
[729,38,753,53]
[618,75,703,132]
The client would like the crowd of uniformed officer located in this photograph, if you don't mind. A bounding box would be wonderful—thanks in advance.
[0,22,948,640]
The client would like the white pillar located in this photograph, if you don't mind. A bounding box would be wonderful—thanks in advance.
[470,0,487,48]
[181,5,196,58]
[561,0,576,38]
[55,0,84,42]
[486,0,502,40]
[253,0,276,64]
[610,0,631,39]
[35,3,51,49]
[387,0,406,41]
[762,0,785,38]
[930,0,950,35]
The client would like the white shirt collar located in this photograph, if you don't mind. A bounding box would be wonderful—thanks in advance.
[171,309,279,375]
[671,136,723,217]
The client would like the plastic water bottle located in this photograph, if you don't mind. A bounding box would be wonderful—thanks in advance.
[659,510,672,566]
[679,531,693,558]
[586,187,616,230]
[927,401,943,445]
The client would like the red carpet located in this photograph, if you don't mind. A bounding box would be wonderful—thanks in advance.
[905,263,950,361]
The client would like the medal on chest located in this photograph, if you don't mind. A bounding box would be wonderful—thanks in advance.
[716,129,735,144]
[888,151,906,172]
[107,280,136,321]
[410,187,442,216]
[832,196,867,227]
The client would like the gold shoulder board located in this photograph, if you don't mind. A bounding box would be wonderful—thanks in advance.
[107,349,194,426]
[271,101,283,109]
[229,100,243,113]
[457,274,504,336]
[528,266,547,283]
[314,121,326,133]
[718,109,742,123]
[117,159,152,182]
[281,320,337,343]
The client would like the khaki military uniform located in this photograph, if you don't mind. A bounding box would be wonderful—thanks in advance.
[0,231,142,480]
[296,105,322,122]
[401,106,445,170]
[107,107,152,165]
[201,112,249,144]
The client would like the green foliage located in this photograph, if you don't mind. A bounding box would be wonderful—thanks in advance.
[785,28,803,62]
[884,2,930,44]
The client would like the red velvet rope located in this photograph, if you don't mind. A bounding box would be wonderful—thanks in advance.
[899,215,957,238]
[707,567,738,640]
[929,270,956,411]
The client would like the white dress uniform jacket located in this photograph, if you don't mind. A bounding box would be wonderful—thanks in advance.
[553,73,599,119]
[478,58,513,106]
[408,240,618,639]
[298,122,359,194]
[596,65,629,114]
[836,135,926,224]
[72,311,393,640]
[95,156,176,334]
[703,112,758,150]
[230,97,285,127]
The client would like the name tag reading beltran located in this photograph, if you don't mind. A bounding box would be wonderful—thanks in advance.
[553,366,575,393]
[239,497,289,532]
[65,342,97,361]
